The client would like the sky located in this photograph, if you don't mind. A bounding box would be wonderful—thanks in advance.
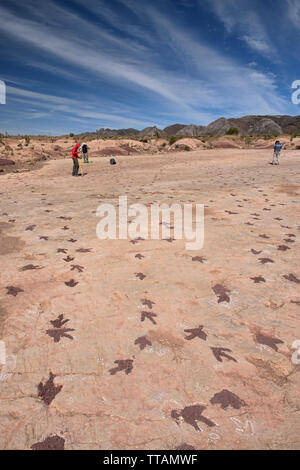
[0,0,300,135]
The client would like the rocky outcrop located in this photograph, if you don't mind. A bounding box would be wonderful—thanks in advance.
[139,126,162,137]
[246,118,283,135]
[163,124,186,136]
[176,124,206,137]
[206,118,231,136]
[96,128,137,137]
[91,114,300,139]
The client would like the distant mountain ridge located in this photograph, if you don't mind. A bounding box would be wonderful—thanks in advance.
[93,115,300,138]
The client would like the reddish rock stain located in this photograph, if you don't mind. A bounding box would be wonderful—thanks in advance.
[283,273,300,284]
[135,272,146,280]
[25,225,36,231]
[256,333,284,352]
[141,298,155,309]
[171,405,215,431]
[250,276,266,283]
[212,284,231,303]
[258,258,274,264]
[109,359,133,375]
[134,335,152,350]
[141,311,157,325]
[50,314,69,328]
[210,389,246,410]
[65,279,78,287]
[57,248,67,253]
[278,245,290,251]
[71,264,84,273]
[31,435,65,450]
[6,285,24,296]
[192,256,206,263]
[175,444,196,450]
[19,264,42,271]
[37,372,63,405]
[46,327,74,343]
[63,256,74,262]
[184,325,207,341]
[211,347,237,363]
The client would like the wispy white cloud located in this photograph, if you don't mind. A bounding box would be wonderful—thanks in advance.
[0,5,203,113]
[287,0,300,29]
[0,0,296,135]
[7,85,165,129]
[122,1,289,115]
[7,85,79,105]
[204,0,277,58]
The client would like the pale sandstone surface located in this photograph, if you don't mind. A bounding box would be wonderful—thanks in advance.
[0,148,299,450]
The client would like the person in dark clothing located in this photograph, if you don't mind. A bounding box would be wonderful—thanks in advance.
[272,140,283,165]
[81,142,89,163]
[72,143,80,176]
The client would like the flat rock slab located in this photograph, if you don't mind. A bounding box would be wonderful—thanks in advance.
[0,148,299,450]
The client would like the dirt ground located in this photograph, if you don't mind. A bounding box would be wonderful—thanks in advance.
[0,148,299,450]
[1,134,300,175]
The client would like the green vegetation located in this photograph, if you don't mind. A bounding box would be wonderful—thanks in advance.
[290,132,298,141]
[184,145,191,151]
[169,136,177,145]
[154,131,160,138]
[272,132,280,138]
[226,127,239,135]
[69,133,74,137]
[24,135,30,145]
[245,136,252,147]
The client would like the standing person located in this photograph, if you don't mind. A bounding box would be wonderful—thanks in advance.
[81,142,89,163]
[72,142,80,176]
[272,140,282,165]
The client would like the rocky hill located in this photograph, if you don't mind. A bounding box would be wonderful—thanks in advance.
[93,115,300,138]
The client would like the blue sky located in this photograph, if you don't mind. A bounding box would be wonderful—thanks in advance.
[0,0,300,135]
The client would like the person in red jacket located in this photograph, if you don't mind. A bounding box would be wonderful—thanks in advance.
[72,143,80,176]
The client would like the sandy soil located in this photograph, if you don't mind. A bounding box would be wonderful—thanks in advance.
[0,148,299,450]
